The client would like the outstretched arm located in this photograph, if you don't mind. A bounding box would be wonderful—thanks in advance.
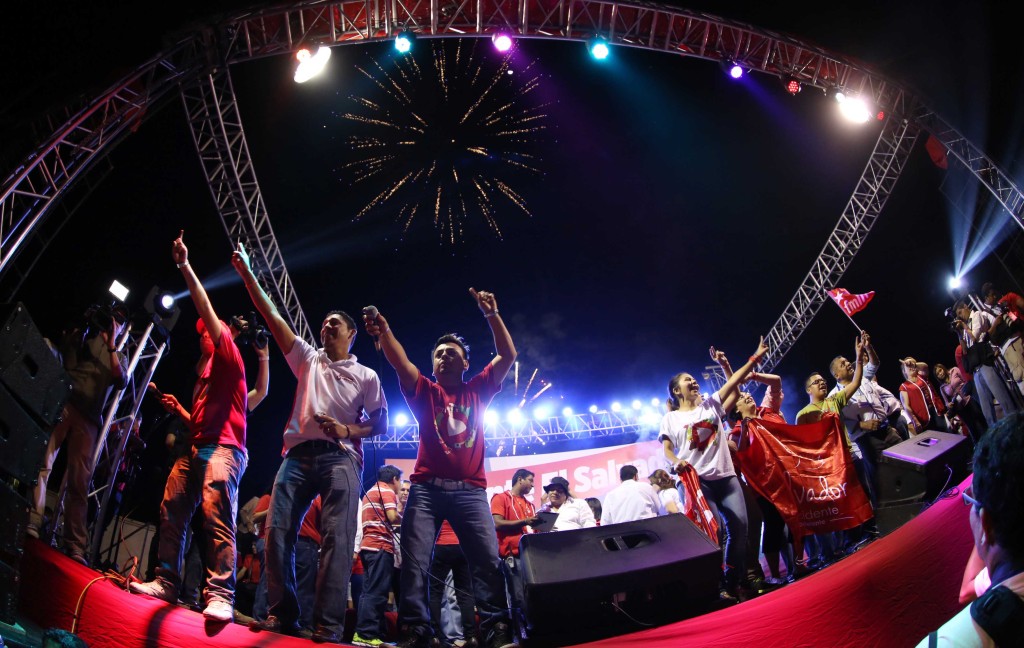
[470,288,517,384]
[364,312,420,393]
[839,333,868,401]
[247,344,270,411]
[715,337,769,404]
[231,243,297,354]
[173,231,223,345]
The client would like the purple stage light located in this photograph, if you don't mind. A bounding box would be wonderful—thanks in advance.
[492,33,513,52]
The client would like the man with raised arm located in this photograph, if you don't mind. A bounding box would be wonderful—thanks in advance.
[232,244,387,643]
[130,232,248,623]
[363,288,517,648]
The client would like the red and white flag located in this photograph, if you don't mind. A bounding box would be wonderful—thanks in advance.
[827,287,875,317]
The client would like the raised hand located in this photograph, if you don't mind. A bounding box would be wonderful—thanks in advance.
[753,336,768,361]
[172,230,188,265]
[469,287,498,316]
[709,346,728,365]
[363,311,389,337]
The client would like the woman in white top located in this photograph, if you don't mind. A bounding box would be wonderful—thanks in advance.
[659,337,767,597]
[648,469,682,515]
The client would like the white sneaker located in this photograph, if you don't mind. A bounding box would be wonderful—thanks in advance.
[129,579,177,603]
[202,599,234,622]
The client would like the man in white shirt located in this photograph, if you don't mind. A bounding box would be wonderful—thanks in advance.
[540,476,595,531]
[956,299,1019,426]
[601,465,662,525]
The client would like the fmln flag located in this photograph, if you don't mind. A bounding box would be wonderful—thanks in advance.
[827,288,875,317]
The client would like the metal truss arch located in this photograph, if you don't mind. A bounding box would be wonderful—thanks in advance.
[2,0,1023,371]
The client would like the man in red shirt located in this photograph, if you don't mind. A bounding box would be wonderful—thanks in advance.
[353,465,403,647]
[490,469,539,630]
[364,288,517,648]
[130,232,248,623]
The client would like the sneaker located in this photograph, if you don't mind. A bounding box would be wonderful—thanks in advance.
[718,588,738,603]
[352,633,394,647]
[763,576,786,587]
[129,579,178,603]
[203,599,234,622]
[249,615,302,636]
[487,622,516,648]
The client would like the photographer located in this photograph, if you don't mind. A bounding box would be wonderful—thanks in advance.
[28,303,129,565]
[954,298,1020,427]
[981,283,1024,395]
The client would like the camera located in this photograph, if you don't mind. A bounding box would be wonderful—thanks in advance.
[944,306,962,333]
[231,312,270,349]
[82,302,128,336]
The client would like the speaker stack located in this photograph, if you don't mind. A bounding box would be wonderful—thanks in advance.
[0,302,72,624]
[875,430,972,534]
[518,513,722,645]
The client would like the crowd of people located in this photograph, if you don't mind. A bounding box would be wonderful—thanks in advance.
[29,232,1024,647]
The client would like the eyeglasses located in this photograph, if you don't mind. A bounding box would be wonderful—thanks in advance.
[962,485,981,509]
[808,378,828,388]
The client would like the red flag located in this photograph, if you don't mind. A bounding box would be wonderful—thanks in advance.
[827,287,875,317]
[677,465,719,545]
[735,414,873,538]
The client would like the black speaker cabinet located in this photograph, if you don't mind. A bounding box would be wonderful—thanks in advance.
[0,302,71,427]
[877,431,971,505]
[0,382,50,483]
[0,480,30,560]
[519,514,721,645]
[0,556,18,625]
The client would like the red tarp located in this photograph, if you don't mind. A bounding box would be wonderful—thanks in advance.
[20,477,975,648]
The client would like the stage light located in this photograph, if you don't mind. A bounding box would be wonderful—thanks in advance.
[507,409,524,425]
[825,85,846,103]
[588,405,598,414]
[293,46,331,83]
[109,280,129,302]
[144,285,181,332]
[491,33,513,52]
[394,31,415,54]
[782,76,801,95]
[631,400,642,410]
[722,60,744,79]
[650,397,660,406]
[588,38,610,60]
[640,411,661,426]
[533,405,551,420]
[948,276,962,291]
[394,413,409,426]
[611,401,622,412]
[484,409,499,426]
[562,406,573,418]
[838,96,871,123]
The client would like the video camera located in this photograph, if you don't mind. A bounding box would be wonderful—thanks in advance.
[231,312,270,349]
[81,302,129,337]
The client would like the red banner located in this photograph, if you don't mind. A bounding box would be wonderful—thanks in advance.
[386,440,667,508]
[736,414,872,537]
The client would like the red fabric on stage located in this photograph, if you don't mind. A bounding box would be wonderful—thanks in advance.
[676,465,719,544]
[737,414,873,538]
[20,477,975,648]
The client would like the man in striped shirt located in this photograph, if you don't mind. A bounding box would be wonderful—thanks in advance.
[353,465,404,647]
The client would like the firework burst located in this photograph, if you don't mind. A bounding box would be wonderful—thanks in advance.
[341,39,548,244]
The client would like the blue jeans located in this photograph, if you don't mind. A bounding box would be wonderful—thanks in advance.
[266,443,359,635]
[975,364,1019,425]
[296,537,320,630]
[355,549,396,640]
[156,444,247,605]
[698,475,748,590]
[253,537,268,621]
[399,483,508,639]
[429,544,477,641]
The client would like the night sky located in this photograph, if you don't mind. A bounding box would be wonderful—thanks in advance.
[3,0,1021,511]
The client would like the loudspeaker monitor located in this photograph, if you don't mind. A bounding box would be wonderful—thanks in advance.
[519,513,721,645]
[0,302,71,427]
[877,431,971,505]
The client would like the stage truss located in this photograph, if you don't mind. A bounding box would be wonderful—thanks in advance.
[3,0,1023,426]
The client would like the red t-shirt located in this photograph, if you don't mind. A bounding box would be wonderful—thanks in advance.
[360,482,399,554]
[490,490,535,558]
[436,520,460,546]
[404,363,499,489]
[190,330,247,449]
[299,496,322,545]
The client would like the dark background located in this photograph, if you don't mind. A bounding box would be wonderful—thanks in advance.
[2,1,1021,516]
